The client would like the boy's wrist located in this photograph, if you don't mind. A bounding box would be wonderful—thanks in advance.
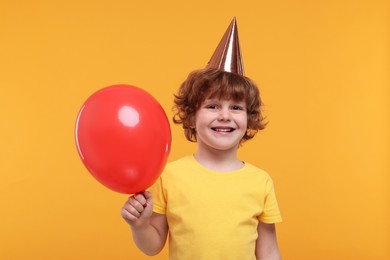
[130,220,151,231]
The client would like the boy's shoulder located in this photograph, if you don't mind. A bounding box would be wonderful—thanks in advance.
[166,155,193,166]
[242,161,272,179]
[164,155,194,171]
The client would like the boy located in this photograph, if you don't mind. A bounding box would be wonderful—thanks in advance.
[121,18,282,260]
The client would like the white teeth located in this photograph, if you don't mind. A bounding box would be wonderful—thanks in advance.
[213,128,233,132]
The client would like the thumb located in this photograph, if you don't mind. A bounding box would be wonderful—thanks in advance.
[143,191,153,205]
[139,191,153,220]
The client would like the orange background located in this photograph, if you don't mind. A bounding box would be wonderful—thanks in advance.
[1,1,389,259]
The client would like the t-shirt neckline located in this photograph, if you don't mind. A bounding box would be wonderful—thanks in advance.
[188,154,247,176]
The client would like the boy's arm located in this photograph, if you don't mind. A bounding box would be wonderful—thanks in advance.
[121,192,168,256]
[130,212,168,255]
[255,222,281,260]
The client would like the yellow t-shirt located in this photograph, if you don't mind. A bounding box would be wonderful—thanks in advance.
[149,155,282,260]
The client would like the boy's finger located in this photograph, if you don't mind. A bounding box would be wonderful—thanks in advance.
[133,193,147,205]
[127,197,145,212]
[143,191,152,200]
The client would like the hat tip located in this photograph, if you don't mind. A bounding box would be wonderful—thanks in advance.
[206,17,244,76]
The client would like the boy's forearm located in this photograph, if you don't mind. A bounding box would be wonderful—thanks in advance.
[260,252,281,260]
[256,246,281,260]
[131,224,166,256]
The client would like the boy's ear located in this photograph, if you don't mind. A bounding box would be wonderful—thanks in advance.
[187,115,196,129]
[189,119,195,129]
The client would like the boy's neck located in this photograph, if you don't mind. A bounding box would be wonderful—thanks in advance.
[193,146,244,172]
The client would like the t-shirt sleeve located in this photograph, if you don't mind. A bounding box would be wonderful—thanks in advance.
[148,172,167,215]
[259,177,282,224]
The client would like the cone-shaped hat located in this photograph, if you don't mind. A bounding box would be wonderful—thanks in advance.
[207,17,244,76]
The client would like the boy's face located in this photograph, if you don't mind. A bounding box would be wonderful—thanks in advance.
[194,97,247,152]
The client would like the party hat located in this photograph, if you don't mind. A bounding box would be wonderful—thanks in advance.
[207,17,244,76]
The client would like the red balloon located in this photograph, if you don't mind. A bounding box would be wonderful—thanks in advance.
[75,85,171,194]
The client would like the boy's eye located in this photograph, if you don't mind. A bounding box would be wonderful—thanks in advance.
[206,104,218,109]
[231,105,244,110]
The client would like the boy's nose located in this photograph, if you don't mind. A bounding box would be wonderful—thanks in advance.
[217,108,231,121]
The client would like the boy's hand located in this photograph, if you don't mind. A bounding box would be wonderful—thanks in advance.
[121,191,153,229]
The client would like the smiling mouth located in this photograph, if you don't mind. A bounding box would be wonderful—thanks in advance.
[211,127,235,132]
